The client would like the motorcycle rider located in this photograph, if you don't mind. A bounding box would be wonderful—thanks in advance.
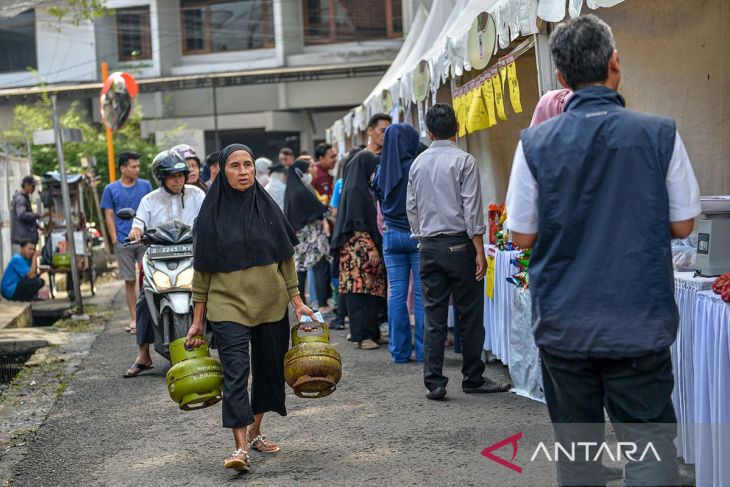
[123,150,206,378]
[172,144,208,193]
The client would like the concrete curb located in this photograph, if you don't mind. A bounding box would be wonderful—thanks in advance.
[0,303,31,331]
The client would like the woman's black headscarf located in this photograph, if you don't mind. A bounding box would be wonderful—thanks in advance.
[331,150,382,251]
[336,145,365,182]
[193,143,298,273]
[284,159,327,233]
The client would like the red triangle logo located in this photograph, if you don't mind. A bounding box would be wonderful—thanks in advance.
[481,432,524,474]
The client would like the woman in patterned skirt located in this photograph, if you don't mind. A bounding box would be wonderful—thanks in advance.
[331,149,386,350]
[284,159,331,309]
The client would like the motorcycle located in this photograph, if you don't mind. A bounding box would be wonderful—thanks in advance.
[117,208,194,361]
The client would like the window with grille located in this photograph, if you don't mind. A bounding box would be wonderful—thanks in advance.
[181,0,275,55]
[116,6,152,61]
[303,0,402,45]
[0,10,37,73]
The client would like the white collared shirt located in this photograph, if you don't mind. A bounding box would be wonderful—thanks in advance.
[132,185,206,230]
[505,131,702,234]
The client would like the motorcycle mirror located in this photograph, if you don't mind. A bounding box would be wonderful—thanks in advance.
[116,208,136,220]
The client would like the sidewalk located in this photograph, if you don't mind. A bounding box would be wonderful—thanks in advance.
[0,302,31,331]
[0,280,123,355]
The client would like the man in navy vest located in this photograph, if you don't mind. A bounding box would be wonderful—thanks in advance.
[506,15,701,486]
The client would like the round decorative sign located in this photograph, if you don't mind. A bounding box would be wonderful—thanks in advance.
[412,60,431,102]
[381,90,394,114]
[467,12,497,71]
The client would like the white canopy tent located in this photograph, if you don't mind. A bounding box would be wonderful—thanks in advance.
[330,0,627,143]
[360,6,429,116]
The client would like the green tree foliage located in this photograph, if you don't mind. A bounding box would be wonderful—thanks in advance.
[1,96,158,184]
[45,0,112,26]
[2,96,190,230]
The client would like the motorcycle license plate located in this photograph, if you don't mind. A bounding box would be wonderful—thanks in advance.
[148,244,193,260]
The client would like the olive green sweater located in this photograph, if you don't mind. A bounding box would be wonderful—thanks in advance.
[192,257,299,326]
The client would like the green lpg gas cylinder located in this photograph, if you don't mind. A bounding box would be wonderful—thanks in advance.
[284,322,342,399]
[165,337,224,411]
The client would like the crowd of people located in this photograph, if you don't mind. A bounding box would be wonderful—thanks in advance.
[0,14,706,484]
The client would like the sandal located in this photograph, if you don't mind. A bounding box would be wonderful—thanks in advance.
[358,339,380,350]
[122,362,153,378]
[248,434,280,453]
[224,449,251,472]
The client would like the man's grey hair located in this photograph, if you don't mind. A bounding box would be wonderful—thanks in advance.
[549,14,616,90]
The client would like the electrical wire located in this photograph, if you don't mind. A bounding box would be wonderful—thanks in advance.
[0,2,403,86]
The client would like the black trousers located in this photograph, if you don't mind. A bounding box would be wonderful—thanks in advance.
[135,292,155,346]
[345,293,381,343]
[12,277,44,301]
[541,348,678,486]
[297,256,331,308]
[211,314,290,428]
[419,234,485,391]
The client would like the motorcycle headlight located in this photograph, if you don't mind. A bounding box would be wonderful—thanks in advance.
[175,267,194,289]
[152,271,172,291]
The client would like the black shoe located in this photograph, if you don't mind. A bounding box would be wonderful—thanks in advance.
[329,321,346,330]
[603,464,623,481]
[426,387,447,400]
[463,378,511,393]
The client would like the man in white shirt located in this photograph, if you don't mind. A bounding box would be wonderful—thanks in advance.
[124,150,206,378]
[504,16,701,485]
[265,162,287,210]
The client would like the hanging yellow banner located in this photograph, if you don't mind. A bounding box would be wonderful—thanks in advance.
[482,77,497,127]
[491,73,507,120]
[455,94,468,137]
[486,254,496,298]
[463,89,476,133]
[467,85,491,133]
[506,61,523,114]
[499,63,508,90]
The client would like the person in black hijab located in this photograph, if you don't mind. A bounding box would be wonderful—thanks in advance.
[284,159,332,309]
[186,143,316,473]
[331,149,386,350]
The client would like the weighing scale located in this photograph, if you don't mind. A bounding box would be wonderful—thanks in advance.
[695,196,730,277]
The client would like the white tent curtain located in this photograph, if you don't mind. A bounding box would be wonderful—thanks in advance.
[361,6,429,112]
[330,0,627,136]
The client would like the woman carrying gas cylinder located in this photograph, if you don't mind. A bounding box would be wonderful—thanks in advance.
[185,143,315,473]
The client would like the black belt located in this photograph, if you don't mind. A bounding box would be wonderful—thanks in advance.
[419,232,468,242]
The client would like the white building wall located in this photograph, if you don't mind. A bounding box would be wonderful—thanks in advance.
[0,10,97,88]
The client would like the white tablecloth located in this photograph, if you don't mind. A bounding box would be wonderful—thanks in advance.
[672,272,714,463]
[509,287,544,402]
[482,247,544,402]
[693,290,730,487]
[483,246,522,365]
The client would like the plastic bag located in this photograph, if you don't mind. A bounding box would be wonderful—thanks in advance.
[300,312,325,323]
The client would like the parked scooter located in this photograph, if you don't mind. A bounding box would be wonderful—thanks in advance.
[117,208,194,361]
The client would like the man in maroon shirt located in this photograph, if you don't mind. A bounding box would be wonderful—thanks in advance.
[312,143,337,204]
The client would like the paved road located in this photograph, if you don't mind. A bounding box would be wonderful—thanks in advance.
[11,295,559,486]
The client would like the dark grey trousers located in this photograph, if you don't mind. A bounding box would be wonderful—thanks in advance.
[418,234,485,391]
[211,314,290,429]
[297,256,331,308]
[541,348,678,486]
[11,276,44,301]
